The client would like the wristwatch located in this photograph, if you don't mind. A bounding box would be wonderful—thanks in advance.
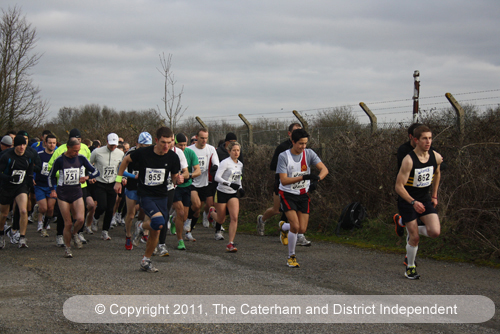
[410,200,415,205]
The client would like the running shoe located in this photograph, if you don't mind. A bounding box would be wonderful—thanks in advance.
[8,229,20,244]
[110,217,117,229]
[214,231,224,240]
[177,239,186,250]
[37,222,43,233]
[49,216,57,224]
[394,213,404,237]
[208,207,216,226]
[78,232,87,244]
[141,235,148,243]
[405,266,420,280]
[169,215,176,235]
[56,235,65,247]
[404,255,417,267]
[0,235,5,249]
[91,217,99,232]
[287,255,300,268]
[132,221,144,246]
[101,230,111,241]
[84,226,94,235]
[125,237,133,250]
[32,204,39,221]
[202,211,209,228]
[157,244,169,257]
[64,247,73,258]
[297,234,312,246]
[18,237,28,248]
[28,214,35,224]
[73,234,83,249]
[256,215,265,236]
[226,242,237,252]
[183,219,192,232]
[40,229,49,237]
[185,232,196,242]
[140,259,159,273]
[279,221,288,246]
[46,223,51,230]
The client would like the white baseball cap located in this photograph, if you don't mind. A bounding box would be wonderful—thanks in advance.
[107,133,119,145]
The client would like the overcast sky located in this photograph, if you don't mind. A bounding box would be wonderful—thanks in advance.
[3,0,500,125]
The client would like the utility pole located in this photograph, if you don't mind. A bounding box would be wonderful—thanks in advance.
[413,70,420,123]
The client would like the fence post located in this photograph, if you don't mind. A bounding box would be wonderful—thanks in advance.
[238,113,253,146]
[359,102,377,134]
[445,93,465,144]
[292,110,308,132]
[195,116,208,130]
[413,70,420,123]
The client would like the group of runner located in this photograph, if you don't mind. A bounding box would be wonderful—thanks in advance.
[0,121,441,279]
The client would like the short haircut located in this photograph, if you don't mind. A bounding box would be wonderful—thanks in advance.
[288,123,302,132]
[45,134,57,142]
[291,128,310,142]
[197,128,208,136]
[92,140,101,147]
[156,126,173,139]
[67,137,80,148]
[227,141,240,152]
[42,130,52,136]
[408,123,423,136]
[413,125,431,139]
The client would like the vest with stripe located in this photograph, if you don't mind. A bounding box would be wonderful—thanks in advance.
[279,150,310,195]
[403,150,438,202]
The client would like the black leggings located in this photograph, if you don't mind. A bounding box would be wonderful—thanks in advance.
[93,182,117,231]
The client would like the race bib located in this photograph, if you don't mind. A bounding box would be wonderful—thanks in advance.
[41,162,50,176]
[11,170,26,184]
[103,166,116,180]
[198,156,206,172]
[144,168,165,186]
[414,166,433,188]
[230,170,242,182]
[64,168,80,186]
[291,171,307,190]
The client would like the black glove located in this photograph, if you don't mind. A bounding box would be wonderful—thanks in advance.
[302,174,320,181]
[238,187,245,197]
[229,183,240,191]
[9,174,21,183]
[209,165,218,177]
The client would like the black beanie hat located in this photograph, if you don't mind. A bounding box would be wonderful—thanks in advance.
[175,133,187,144]
[69,128,81,138]
[14,135,26,147]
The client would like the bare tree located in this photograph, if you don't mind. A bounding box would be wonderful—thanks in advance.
[0,6,48,132]
[156,52,187,131]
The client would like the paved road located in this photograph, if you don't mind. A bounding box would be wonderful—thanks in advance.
[0,219,498,333]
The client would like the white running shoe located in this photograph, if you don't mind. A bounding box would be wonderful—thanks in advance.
[73,234,83,249]
[56,235,65,247]
[185,232,196,242]
[91,218,99,232]
[37,222,43,233]
[202,211,209,228]
[214,231,224,240]
[18,237,28,248]
[84,226,94,235]
[256,215,265,236]
[297,234,312,246]
[78,232,87,244]
[101,230,111,240]
[183,219,192,232]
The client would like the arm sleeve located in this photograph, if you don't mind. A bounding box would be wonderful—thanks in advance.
[214,159,228,184]
[48,157,61,189]
[82,156,100,179]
